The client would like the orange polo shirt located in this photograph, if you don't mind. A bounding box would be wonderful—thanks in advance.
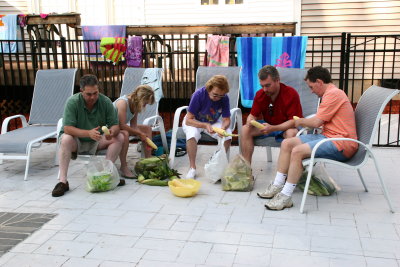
[316,84,358,158]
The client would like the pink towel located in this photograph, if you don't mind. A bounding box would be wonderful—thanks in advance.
[206,35,230,67]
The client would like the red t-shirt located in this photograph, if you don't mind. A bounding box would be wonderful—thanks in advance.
[250,83,303,125]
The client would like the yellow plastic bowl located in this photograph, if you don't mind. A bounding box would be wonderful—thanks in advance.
[168,179,201,198]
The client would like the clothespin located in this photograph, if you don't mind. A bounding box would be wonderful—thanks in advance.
[0,15,5,27]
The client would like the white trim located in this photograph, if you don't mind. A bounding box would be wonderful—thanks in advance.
[69,0,77,12]
[107,0,115,24]
[294,0,301,35]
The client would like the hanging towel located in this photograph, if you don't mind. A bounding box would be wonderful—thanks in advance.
[236,36,308,108]
[100,37,126,64]
[82,25,126,60]
[126,35,143,67]
[141,68,163,102]
[206,35,230,67]
[0,15,20,53]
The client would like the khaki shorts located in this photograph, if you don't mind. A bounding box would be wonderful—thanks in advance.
[59,134,99,160]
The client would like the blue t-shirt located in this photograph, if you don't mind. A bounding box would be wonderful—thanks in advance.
[187,87,230,124]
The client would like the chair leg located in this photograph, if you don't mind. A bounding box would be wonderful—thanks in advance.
[266,147,272,162]
[158,121,169,154]
[357,169,368,192]
[300,164,314,214]
[169,133,178,168]
[24,149,32,181]
[370,154,395,213]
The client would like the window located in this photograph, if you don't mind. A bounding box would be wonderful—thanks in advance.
[225,0,243,4]
[201,0,219,5]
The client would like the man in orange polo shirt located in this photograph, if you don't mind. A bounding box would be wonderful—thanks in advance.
[260,66,358,210]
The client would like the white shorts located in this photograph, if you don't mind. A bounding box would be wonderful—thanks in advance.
[182,116,232,142]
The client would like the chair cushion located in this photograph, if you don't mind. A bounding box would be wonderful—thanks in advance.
[0,126,56,154]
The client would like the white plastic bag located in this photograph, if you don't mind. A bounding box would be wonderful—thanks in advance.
[86,157,120,192]
[204,137,229,183]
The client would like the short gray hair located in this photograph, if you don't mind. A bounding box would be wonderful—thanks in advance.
[258,65,280,81]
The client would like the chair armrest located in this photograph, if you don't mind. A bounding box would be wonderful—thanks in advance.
[143,115,159,128]
[1,115,28,134]
[295,114,319,136]
[56,118,63,135]
[169,106,188,167]
[230,107,243,134]
[172,106,189,130]
[307,137,368,166]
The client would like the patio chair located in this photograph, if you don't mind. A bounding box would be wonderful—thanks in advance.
[249,68,319,162]
[119,67,169,155]
[169,66,242,168]
[0,69,77,180]
[56,67,168,161]
[299,85,398,214]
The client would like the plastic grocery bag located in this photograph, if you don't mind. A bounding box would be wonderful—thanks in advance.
[85,157,120,192]
[204,137,228,183]
[221,154,254,191]
[297,163,340,196]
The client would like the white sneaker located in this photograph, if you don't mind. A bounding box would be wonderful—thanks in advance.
[265,193,293,211]
[185,168,196,179]
[257,183,283,199]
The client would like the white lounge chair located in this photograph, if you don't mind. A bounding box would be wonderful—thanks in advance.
[169,66,242,168]
[119,68,169,154]
[0,69,77,180]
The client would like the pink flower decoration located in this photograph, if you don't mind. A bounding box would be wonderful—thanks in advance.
[274,52,292,68]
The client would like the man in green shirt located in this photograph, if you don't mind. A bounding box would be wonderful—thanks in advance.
[52,74,125,197]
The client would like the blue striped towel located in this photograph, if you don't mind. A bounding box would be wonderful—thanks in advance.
[236,36,308,108]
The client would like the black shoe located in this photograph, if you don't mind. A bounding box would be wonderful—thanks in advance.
[117,179,126,186]
[52,181,69,197]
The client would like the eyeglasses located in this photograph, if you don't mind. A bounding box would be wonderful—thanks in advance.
[210,92,226,99]
[268,103,274,116]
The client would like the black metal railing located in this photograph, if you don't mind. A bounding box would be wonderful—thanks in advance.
[1,33,399,146]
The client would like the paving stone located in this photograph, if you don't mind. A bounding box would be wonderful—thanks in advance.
[0,212,55,255]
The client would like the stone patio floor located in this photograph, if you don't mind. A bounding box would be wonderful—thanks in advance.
[0,142,399,267]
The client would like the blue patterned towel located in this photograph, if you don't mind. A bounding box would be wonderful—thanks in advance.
[236,36,308,108]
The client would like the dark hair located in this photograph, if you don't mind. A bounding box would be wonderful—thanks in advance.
[205,75,230,93]
[80,74,99,90]
[258,65,280,81]
[305,66,332,83]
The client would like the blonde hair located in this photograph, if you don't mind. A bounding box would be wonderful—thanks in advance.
[127,85,155,114]
[205,75,229,93]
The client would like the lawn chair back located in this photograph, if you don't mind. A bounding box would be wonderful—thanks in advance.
[29,69,77,125]
[195,66,241,111]
[348,85,399,166]
[277,67,319,118]
[119,68,162,125]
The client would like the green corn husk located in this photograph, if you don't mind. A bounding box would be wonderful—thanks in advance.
[298,171,336,196]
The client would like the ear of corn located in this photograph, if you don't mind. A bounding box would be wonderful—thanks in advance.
[146,137,158,150]
[140,178,169,186]
[102,126,110,135]
[250,120,264,129]
[212,127,239,137]
[171,179,194,189]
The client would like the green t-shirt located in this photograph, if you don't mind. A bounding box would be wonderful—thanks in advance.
[60,93,119,142]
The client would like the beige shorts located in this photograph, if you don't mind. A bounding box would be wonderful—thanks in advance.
[182,116,232,142]
[59,134,99,160]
